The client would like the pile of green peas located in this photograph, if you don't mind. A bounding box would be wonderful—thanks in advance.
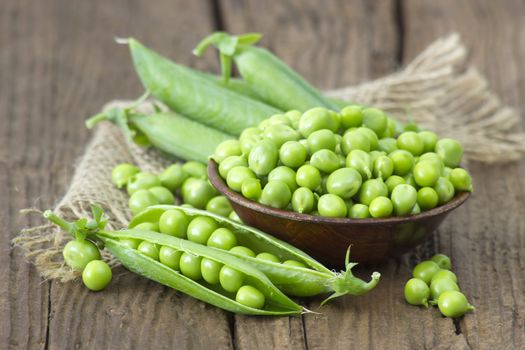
[122,208,309,309]
[214,106,473,218]
[112,161,240,221]
[404,254,474,318]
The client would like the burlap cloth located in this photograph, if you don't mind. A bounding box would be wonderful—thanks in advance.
[13,34,525,282]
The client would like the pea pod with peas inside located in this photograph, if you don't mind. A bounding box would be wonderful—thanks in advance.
[130,205,381,299]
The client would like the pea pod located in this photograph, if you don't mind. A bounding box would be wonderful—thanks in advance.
[193,32,338,112]
[128,38,280,135]
[131,205,381,299]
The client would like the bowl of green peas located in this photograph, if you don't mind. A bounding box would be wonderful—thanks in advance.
[208,106,473,266]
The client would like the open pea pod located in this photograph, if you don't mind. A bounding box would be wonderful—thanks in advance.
[130,205,381,299]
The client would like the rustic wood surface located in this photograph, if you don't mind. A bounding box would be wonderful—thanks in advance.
[2,0,524,349]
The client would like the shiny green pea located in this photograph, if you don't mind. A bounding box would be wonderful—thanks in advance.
[299,107,339,137]
[260,181,292,209]
[317,194,347,218]
[404,278,430,307]
[373,155,394,180]
[279,141,307,168]
[356,127,379,150]
[219,266,244,293]
[437,291,474,318]
[205,196,233,217]
[291,187,315,214]
[369,196,393,218]
[268,113,292,127]
[112,163,140,189]
[413,160,441,187]
[307,129,337,153]
[341,130,371,155]
[179,253,202,280]
[239,127,261,140]
[418,131,438,153]
[137,241,159,260]
[236,285,265,309]
[286,110,302,129]
[201,258,222,284]
[385,175,406,194]
[296,165,322,190]
[127,172,161,196]
[389,150,414,176]
[419,152,445,172]
[433,177,455,204]
[379,117,396,138]
[326,167,362,199]
[229,246,256,257]
[218,155,248,179]
[214,140,242,163]
[340,105,363,129]
[256,252,280,263]
[181,178,217,209]
[240,134,262,155]
[346,149,372,180]
[187,216,218,244]
[262,124,300,148]
[310,149,341,173]
[397,131,424,156]
[349,203,370,218]
[435,138,463,168]
[391,184,417,215]
[248,140,278,176]
[182,161,208,179]
[358,179,388,206]
[377,138,398,154]
[148,186,175,204]
[241,178,262,200]
[449,168,473,192]
[159,163,189,191]
[134,222,159,232]
[362,108,387,135]
[128,189,159,215]
[282,260,307,268]
[119,238,141,249]
[207,227,237,250]
[431,269,457,283]
[431,254,452,270]
[412,260,440,284]
[159,209,189,238]
[417,187,439,211]
[159,246,182,270]
[268,166,298,192]
[226,166,256,192]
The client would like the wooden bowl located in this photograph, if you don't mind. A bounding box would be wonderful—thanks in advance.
[208,160,470,268]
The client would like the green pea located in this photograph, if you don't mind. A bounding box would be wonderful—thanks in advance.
[355,127,379,150]
[82,260,112,292]
[239,127,261,140]
[385,175,406,194]
[112,163,140,189]
[391,184,417,215]
[433,177,455,204]
[134,222,159,232]
[201,258,223,284]
[369,196,393,218]
[326,167,362,199]
[403,121,420,132]
[431,254,452,270]
[413,160,441,187]
[240,134,262,155]
[397,131,424,156]
[346,149,372,180]
[181,161,208,179]
[248,140,279,176]
[137,241,159,261]
[340,105,363,129]
[207,227,237,250]
[377,137,398,154]
[127,172,161,196]
[306,129,336,153]
[213,140,242,163]
[349,203,370,218]
[373,155,394,180]
[379,117,396,138]
[228,211,242,223]
[220,266,244,293]
[260,181,292,209]
[296,165,322,191]
[359,179,388,206]
[148,186,175,205]
[226,166,256,192]
[442,167,453,178]
[241,178,262,200]
[362,108,387,135]
[179,253,202,280]
[291,187,315,214]
[435,138,463,168]
[119,238,141,249]
[449,168,473,192]
[129,189,159,215]
[204,196,232,217]
[389,150,414,176]
[412,260,440,284]
[268,166,298,192]
[236,285,265,309]
[268,113,292,127]
[419,152,445,172]
[159,246,182,270]
[262,124,300,148]
[181,178,217,209]
[341,130,371,155]
[418,131,438,153]
[159,163,189,191]
[187,216,218,244]
[279,141,307,168]
[283,260,307,268]
[431,269,457,284]
[218,155,248,179]
[404,173,419,189]
[159,209,189,238]
[299,107,339,137]
[317,194,347,218]
[437,291,474,318]
[417,187,439,211]
[310,149,341,173]
[286,110,302,129]
[256,252,281,263]
[229,246,256,257]
[404,278,430,307]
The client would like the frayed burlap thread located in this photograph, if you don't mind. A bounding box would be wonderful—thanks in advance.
[13,34,525,282]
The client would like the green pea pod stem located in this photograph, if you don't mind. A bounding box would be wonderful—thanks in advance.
[193,32,338,112]
[86,106,232,163]
[129,38,281,135]
[131,205,381,299]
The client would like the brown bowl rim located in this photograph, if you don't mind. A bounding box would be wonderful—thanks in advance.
[208,159,471,226]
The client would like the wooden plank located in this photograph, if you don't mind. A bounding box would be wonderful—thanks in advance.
[1,0,232,348]
[403,1,525,348]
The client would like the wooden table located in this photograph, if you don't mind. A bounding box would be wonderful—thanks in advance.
[2,1,524,349]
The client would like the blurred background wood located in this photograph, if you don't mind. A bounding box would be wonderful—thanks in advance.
[1,0,523,348]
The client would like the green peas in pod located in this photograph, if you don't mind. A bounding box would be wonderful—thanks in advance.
[256,252,281,263]
[346,149,372,180]
[129,189,159,215]
[341,130,371,155]
[299,107,340,137]
[134,222,159,232]
[259,180,292,209]
[159,209,189,238]
[248,140,279,176]
[112,163,140,189]
[201,258,223,284]
[413,160,441,187]
[417,187,439,211]
[207,227,238,250]
[206,196,233,217]
[358,178,388,206]
[310,149,341,174]
[404,278,430,307]
[236,285,265,309]
[389,150,414,176]
[431,253,452,270]
[262,124,300,148]
[385,175,406,194]
[182,161,208,179]
[435,138,463,168]
[279,141,307,168]
[326,167,362,199]
[187,216,218,244]
[362,107,387,135]
[317,194,347,218]
[449,168,473,192]
[127,172,161,196]
[119,238,141,249]
[291,187,316,214]
[355,127,379,150]
[373,155,394,180]
[433,177,455,205]
[268,166,298,192]
[307,129,337,153]
[220,266,245,293]
[431,269,457,284]
[412,260,440,284]
[137,241,160,260]
[282,260,308,268]
[391,184,417,215]
[340,105,363,129]
[349,203,370,219]
[226,166,256,192]
[241,177,262,200]
[369,196,393,218]
[82,260,112,292]
[418,131,439,153]
[148,186,175,205]
[218,155,248,179]
[159,246,182,270]
[296,165,322,191]
[437,291,475,318]
[397,131,424,156]
[213,139,242,163]
[63,239,101,271]
[159,163,189,192]
[377,137,398,154]
[179,253,203,280]
[181,178,217,209]
[229,246,256,257]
